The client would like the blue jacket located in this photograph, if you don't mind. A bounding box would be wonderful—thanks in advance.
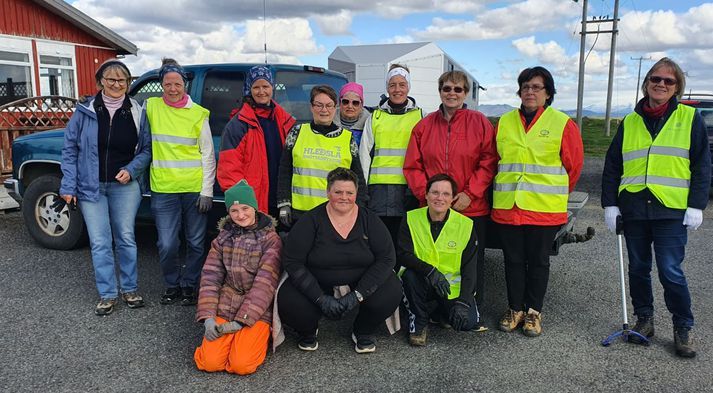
[60,96,152,201]
[601,97,711,221]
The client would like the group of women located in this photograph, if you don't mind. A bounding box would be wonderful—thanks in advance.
[58,54,705,378]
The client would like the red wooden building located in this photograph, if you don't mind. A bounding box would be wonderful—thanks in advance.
[0,0,137,105]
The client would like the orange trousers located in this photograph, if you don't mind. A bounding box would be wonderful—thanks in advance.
[194,317,270,375]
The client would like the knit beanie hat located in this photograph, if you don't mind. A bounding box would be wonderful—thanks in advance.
[243,65,275,97]
[224,180,258,211]
[339,82,364,103]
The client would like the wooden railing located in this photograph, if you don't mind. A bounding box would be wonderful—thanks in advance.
[0,96,77,174]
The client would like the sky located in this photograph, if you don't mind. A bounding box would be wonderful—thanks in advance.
[68,0,713,112]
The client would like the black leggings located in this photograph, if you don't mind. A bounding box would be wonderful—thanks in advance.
[277,273,402,336]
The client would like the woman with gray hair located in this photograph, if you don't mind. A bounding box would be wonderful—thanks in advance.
[602,57,710,358]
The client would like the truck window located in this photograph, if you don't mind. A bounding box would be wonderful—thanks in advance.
[202,70,245,136]
[273,71,346,123]
[131,78,192,105]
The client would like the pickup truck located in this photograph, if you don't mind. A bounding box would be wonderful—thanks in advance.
[5,62,593,253]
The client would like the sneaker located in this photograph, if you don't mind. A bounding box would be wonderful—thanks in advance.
[181,287,197,306]
[472,321,489,333]
[160,287,181,305]
[498,309,525,332]
[121,292,145,309]
[674,327,696,358]
[95,298,117,316]
[351,333,376,353]
[409,326,428,347]
[628,316,654,345]
[297,332,319,351]
[522,309,542,337]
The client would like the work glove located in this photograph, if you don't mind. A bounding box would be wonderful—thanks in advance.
[683,207,703,231]
[449,300,471,331]
[604,206,621,234]
[316,295,346,319]
[197,195,212,214]
[427,268,451,299]
[216,321,242,335]
[337,291,360,317]
[203,318,220,341]
[279,206,292,227]
[50,198,67,213]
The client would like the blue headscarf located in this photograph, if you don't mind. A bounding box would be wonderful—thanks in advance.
[159,63,188,84]
[243,65,274,97]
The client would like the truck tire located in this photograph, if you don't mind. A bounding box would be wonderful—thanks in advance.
[21,175,87,250]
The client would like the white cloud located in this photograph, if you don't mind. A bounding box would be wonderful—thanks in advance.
[243,18,323,57]
[313,10,353,36]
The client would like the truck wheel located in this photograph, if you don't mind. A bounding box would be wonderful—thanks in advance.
[21,175,87,250]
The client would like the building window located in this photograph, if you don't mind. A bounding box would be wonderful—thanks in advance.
[0,50,33,106]
[39,55,75,98]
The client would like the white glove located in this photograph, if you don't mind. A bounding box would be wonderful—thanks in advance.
[683,208,703,231]
[204,318,220,341]
[604,206,621,233]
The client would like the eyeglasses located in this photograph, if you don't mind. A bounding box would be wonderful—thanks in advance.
[648,76,677,86]
[341,99,361,106]
[312,102,335,110]
[103,77,127,86]
[427,190,452,198]
[441,86,465,93]
[521,84,545,92]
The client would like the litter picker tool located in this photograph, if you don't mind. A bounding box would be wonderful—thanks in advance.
[601,216,650,346]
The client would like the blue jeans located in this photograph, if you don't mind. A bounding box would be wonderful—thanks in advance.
[79,181,142,299]
[151,192,207,289]
[624,219,693,328]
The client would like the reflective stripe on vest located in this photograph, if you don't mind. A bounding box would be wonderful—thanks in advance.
[493,107,570,213]
[368,108,422,185]
[406,207,473,300]
[147,97,209,193]
[291,123,352,211]
[619,104,695,209]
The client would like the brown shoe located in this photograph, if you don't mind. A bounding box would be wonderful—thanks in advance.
[498,309,525,332]
[409,326,428,346]
[674,328,696,358]
[522,309,542,337]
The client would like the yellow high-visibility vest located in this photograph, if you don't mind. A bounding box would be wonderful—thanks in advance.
[493,107,569,213]
[291,124,352,210]
[368,109,422,185]
[407,207,473,300]
[147,97,209,193]
[619,104,695,209]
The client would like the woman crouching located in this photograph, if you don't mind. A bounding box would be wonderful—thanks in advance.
[194,180,282,375]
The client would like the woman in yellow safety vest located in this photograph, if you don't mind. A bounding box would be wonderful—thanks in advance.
[276,85,367,227]
[602,57,710,358]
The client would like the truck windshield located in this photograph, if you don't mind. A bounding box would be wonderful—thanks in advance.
[273,71,346,123]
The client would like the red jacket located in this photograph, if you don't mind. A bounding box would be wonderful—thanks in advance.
[404,106,498,217]
[491,107,584,226]
[217,101,295,212]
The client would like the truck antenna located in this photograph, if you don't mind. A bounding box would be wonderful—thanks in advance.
[263,0,268,64]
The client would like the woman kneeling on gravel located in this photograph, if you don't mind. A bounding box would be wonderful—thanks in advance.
[194,180,282,375]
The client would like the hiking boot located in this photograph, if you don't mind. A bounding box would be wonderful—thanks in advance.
[297,331,319,351]
[121,292,145,309]
[498,309,525,332]
[351,333,376,354]
[409,326,428,347]
[95,298,117,316]
[160,287,181,305]
[181,287,197,306]
[522,309,542,337]
[674,327,696,358]
[628,316,654,345]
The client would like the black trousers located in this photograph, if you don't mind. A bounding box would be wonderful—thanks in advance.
[401,269,479,333]
[379,216,402,271]
[277,273,402,336]
[496,223,560,313]
[472,215,488,305]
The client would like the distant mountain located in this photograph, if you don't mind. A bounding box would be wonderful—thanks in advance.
[478,103,633,118]
[477,104,516,117]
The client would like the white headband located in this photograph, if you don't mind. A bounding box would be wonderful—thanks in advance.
[386,67,410,90]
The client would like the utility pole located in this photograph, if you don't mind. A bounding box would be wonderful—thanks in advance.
[575,0,587,131]
[603,0,620,137]
[631,56,652,106]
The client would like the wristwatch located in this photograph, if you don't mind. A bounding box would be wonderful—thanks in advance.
[354,290,364,303]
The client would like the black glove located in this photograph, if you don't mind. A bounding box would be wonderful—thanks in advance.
[197,195,212,214]
[427,268,451,299]
[449,300,471,331]
[316,295,346,319]
[50,198,67,213]
[279,206,292,227]
[337,292,359,317]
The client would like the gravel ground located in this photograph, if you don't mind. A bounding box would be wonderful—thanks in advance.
[1,156,712,392]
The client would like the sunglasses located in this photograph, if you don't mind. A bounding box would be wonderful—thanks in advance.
[441,86,464,93]
[648,76,677,86]
[341,99,361,106]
